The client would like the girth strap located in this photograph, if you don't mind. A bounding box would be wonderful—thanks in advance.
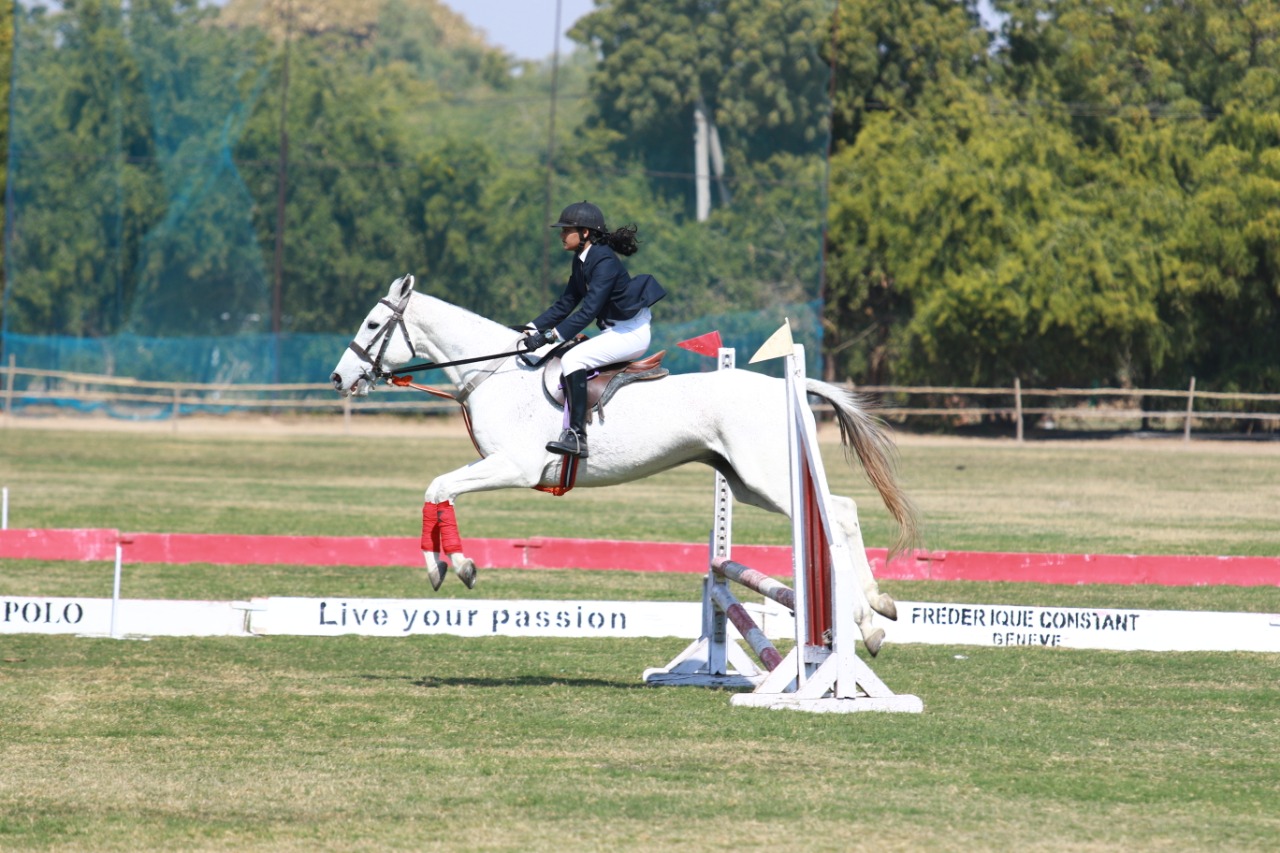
[389,374,580,495]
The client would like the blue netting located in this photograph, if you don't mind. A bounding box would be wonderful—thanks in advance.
[2,1,833,394]
[1,299,821,388]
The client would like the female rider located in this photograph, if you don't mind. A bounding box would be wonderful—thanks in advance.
[522,201,666,458]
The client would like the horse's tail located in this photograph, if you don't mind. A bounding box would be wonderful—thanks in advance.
[806,379,921,559]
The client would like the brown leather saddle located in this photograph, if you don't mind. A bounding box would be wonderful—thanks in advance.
[541,350,669,424]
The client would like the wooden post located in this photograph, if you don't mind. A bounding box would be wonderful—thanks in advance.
[343,393,351,435]
[1014,377,1024,443]
[172,387,181,433]
[2,354,14,425]
[1183,376,1196,442]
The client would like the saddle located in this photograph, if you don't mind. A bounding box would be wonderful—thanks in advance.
[541,350,669,424]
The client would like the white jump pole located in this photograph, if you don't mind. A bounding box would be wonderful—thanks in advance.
[643,346,764,688]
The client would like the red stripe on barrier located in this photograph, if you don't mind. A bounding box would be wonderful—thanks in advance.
[0,528,120,561]
[123,533,424,567]
[869,549,1280,587]
[1,529,1277,587]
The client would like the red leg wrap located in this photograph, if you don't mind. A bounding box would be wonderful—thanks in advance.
[421,501,440,551]
[436,502,464,553]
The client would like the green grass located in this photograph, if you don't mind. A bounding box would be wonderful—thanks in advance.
[2,419,1279,850]
[2,635,1276,851]
[3,422,1279,555]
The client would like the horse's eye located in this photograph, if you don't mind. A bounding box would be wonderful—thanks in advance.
[366,321,379,330]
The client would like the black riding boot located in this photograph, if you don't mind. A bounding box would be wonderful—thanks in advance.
[546,369,589,458]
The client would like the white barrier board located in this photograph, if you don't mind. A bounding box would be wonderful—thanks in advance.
[249,597,703,639]
[0,596,249,637]
[5,595,1277,652]
[881,601,1280,653]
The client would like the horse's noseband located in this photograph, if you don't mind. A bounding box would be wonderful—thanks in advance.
[347,296,414,383]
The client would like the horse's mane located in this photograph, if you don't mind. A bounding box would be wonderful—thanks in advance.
[405,290,522,365]
[411,291,515,335]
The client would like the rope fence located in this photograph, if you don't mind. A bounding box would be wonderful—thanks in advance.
[3,356,1278,439]
[850,376,1280,440]
[0,357,452,433]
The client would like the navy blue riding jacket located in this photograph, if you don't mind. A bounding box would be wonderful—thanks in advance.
[532,245,666,342]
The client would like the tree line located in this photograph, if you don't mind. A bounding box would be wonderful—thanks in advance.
[0,0,1276,396]
[825,0,1279,394]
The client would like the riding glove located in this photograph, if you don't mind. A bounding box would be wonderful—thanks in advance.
[522,328,558,350]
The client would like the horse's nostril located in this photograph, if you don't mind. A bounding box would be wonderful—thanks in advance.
[331,372,342,386]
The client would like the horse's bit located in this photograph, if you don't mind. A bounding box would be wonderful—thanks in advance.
[346,295,414,384]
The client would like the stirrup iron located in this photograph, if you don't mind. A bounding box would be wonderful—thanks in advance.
[546,428,588,458]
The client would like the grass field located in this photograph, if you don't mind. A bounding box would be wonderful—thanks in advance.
[2,417,1279,851]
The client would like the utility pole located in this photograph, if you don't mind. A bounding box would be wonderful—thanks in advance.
[693,98,711,222]
[541,0,564,288]
[272,0,293,382]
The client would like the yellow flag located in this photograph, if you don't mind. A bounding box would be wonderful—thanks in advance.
[749,319,794,364]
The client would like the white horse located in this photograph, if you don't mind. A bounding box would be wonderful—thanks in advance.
[331,275,919,654]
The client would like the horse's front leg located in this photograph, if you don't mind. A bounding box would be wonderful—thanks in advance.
[421,453,536,590]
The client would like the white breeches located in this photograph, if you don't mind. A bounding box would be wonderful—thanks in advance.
[560,308,652,374]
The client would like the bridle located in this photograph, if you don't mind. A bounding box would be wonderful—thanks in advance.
[346,294,415,384]
[344,291,571,396]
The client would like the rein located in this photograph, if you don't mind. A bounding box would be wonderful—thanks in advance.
[390,348,528,377]
[347,302,582,494]
[346,295,552,385]
[391,339,569,377]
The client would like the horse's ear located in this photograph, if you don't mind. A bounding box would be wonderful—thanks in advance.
[389,274,416,300]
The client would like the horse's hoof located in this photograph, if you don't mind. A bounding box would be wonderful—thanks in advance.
[425,553,447,591]
[872,593,898,621]
[864,627,885,657]
[452,555,477,589]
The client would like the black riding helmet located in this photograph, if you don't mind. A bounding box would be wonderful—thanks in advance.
[550,200,606,233]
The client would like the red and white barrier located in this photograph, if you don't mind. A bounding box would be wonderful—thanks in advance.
[5,528,1273,587]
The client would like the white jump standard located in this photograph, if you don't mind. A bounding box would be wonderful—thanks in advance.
[645,336,923,714]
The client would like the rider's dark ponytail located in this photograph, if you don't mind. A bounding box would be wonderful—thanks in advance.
[595,224,640,257]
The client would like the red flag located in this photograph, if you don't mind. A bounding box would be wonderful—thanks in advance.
[676,330,723,358]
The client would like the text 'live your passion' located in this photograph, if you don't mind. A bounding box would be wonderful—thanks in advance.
[318,601,629,634]
[909,604,1142,647]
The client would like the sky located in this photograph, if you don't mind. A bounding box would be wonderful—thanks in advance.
[444,0,597,61]
[446,1,1005,61]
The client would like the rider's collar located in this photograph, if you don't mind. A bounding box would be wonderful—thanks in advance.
[578,243,591,263]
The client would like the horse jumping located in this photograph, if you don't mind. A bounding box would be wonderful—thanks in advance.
[330,274,919,653]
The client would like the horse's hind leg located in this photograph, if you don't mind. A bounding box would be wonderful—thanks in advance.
[715,459,898,620]
[716,465,890,654]
[829,494,898,621]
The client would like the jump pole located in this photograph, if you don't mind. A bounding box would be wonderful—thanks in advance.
[708,583,784,672]
[729,340,922,713]
[713,557,794,611]
[643,347,766,688]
